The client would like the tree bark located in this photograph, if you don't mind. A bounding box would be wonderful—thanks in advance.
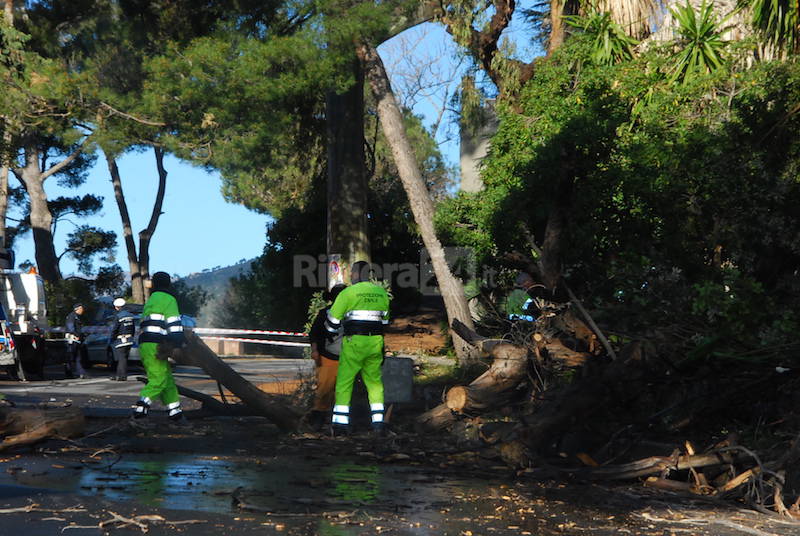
[358,43,479,364]
[1,2,14,248]
[547,0,580,56]
[18,145,60,281]
[0,155,8,250]
[326,54,371,279]
[138,145,167,297]
[0,406,85,451]
[105,152,144,302]
[418,319,529,430]
[173,333,302,432]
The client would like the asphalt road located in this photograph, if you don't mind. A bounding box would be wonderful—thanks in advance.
[0,358,313,414]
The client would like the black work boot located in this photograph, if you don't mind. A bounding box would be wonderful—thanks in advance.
[307,410,328,432]
[371,422,387,438]
[330,423,350,437]
[132,399,150,419]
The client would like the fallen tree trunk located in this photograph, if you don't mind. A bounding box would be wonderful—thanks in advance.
[172,333,301,431]
[523,449,744,481]
[0,406,85,451]
[417,319,529,431]
[136,377,261,418]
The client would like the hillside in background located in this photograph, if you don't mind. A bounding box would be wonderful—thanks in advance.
[179,259,253,326]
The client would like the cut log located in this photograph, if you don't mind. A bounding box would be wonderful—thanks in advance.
[540,337,591,367]
[171,333,301,431]
[0,406,85,451]
[416,403,457,433]
[417,320,529,431]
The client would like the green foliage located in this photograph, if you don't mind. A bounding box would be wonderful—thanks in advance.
[63,226,117,275]
[46,266,126,325]
[438,36,800,361]
[217,101,446,329]
[171,280,210,317]
[564,11,639,65]
[304,290,328,335]
[668,1,728,84]
[741,0,799,54]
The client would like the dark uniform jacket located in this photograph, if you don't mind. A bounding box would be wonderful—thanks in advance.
[310,307,342,360]
[109,309,136,348]
[65,311,83,344]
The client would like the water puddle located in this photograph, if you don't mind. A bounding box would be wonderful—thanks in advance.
[2,453,502,530]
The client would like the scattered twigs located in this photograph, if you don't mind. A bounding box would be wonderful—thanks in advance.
[61,510,206,533]
[99,511,150,532]
[0,503,39,514]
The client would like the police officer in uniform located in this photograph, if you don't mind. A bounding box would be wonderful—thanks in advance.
[325,261,390,435]
[65,303,87,379]
[109,297,135,381]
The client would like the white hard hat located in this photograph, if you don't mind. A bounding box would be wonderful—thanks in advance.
[113,298,126,307]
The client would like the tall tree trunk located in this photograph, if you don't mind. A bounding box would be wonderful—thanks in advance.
[539,176,572,291]
[105,152,144,302]
[18,145,60,281]
[548,0,580,55]
[138,145,167,298]
[326,55,371,284]
[358,43,479,364]
[549,0,566,54]
[0,156,8,250]
[1,0,14,249]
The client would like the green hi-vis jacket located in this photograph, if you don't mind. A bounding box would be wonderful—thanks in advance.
[325,281,390,337]
[138,291,184,346]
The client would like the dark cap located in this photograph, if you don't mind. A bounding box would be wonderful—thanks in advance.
[151,271,172,291]
[327,284,347,302]
[73,303,83,310]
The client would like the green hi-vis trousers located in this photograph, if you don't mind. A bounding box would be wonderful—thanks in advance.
[333,335,384,422]
[138,342,180,406]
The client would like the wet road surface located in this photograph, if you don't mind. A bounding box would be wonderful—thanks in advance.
[0,360,799,535]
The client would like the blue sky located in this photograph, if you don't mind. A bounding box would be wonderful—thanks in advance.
[11,15,537,279]
[11,151,270,278]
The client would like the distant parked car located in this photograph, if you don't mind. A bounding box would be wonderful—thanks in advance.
[82,313,196,369]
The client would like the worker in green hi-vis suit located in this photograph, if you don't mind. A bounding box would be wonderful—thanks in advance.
[325,261,390,435]
[132,271,186,423]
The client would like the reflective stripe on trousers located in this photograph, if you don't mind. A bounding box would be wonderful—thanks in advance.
[167,401,182,417]
[370,402,384,423]
[332,404,349,425]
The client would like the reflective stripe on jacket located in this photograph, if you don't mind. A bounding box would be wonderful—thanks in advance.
[110,310,136,348]
[138,291,184,346]
[325,281,390,337]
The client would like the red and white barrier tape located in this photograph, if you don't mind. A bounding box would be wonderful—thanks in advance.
[201,336,309,348]
[49,326,109,334]
[194,327,307,337]
[49,326,309,340]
